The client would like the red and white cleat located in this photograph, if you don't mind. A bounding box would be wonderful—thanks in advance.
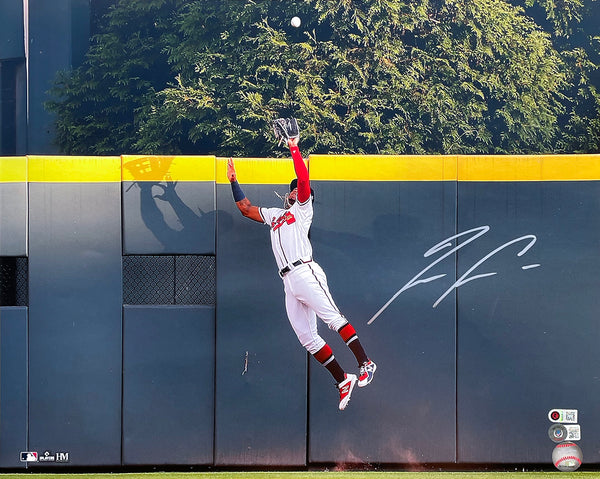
[338,373,357,410]
[358,359,377,387]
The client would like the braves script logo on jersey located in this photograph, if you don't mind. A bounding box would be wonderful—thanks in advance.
[271,211,296,231]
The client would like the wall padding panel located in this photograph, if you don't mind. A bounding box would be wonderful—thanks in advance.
[27,156,122,466]
[456,155,600,464]
[123,305,215,465]
[0,157,27,255]
[215,158,307,466]
[0,307,27,468]
[122,155,216,254]
[308,155,458,464]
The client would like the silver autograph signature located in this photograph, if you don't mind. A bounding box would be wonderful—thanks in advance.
[368,225,540,324]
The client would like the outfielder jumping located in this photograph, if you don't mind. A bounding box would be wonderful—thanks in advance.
[227,118,376,410]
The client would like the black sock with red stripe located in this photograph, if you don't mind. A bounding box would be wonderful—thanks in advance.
[313,344,345,384]
[338,323,368,366]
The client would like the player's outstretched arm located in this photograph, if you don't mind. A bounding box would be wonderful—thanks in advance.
[287,138,310,203]
[227,158,263,223]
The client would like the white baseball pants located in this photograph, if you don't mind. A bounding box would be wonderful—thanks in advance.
[282,261,347,354]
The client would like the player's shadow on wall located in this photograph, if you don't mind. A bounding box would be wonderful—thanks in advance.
[136,180,209,251]
[123,156,220,253]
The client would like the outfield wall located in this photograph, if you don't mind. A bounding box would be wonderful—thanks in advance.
[0,154,599,468]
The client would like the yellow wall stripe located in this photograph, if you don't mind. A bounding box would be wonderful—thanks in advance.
[122,155,215,182]
[28,156,121,182]
[3,154,600,183]
[458,154,600,181]
[216,157,302,185]
[0,157,27,182]
[309,154,458,181]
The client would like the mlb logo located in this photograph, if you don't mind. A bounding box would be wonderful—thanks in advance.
[20,451,38,462]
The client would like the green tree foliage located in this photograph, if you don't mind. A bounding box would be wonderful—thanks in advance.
[518,0,600,151]
[47,0,185,154]
[48,0,599,156]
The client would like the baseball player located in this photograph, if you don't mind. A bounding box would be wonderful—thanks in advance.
[226,131,376,411]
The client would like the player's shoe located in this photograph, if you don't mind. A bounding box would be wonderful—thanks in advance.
[337,373,357,410]
[358,359,377,387]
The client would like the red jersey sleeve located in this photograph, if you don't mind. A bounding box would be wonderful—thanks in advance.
[290,144,310,203]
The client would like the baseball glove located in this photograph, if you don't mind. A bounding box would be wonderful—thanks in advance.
[273,117,300,146]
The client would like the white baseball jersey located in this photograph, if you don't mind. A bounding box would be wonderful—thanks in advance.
[258,196,347,354]
[259,197,313,270]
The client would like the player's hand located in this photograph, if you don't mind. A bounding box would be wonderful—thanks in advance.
[287,137,299,148]
[227,157,237,183]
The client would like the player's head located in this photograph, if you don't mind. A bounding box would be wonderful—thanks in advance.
[284,179,315,209]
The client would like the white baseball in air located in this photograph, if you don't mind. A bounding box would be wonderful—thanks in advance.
[291,16,301,28]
